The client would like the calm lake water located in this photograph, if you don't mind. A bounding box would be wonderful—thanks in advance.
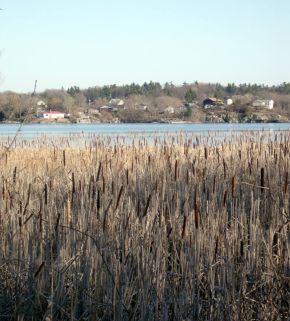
[0,122,290,137]
[1,123,290,146]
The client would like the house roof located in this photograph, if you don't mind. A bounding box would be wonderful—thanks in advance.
[37,100,47,106]
[204,97,223,102]
[253,99,274,103]
[109,99,124,106]
[100,105,112,109]
[42,111,65,114]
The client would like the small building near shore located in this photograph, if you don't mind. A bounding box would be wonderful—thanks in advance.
[109,99,125,107]
[100,105,113,111]
[40,111,70,119]
[37,100,47,108]
[164,106,175,114]
[203,97,224,109]
[252,99,274,110]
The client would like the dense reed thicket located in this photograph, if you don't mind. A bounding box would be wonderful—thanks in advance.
[0,133,289,321]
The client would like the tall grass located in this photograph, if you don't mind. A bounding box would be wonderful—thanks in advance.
[0,132,289,321]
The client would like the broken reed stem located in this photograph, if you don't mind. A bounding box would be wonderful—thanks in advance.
[22,183,31,216]
[241,182,270,190]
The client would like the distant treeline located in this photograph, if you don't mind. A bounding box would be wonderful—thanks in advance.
[68,81,290,102]
[1,81,290,121]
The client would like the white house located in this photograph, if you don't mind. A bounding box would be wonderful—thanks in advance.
[164,106,175,114]
[109,99,125,107]
[37,100,47,107]
[41,111,69,119]
[252,99,274,110]
[100,105,113,111]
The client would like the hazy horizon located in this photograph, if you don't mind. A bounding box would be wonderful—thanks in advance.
[1,0,290,93]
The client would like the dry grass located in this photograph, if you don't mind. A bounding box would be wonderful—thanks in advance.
[0,132,289,321]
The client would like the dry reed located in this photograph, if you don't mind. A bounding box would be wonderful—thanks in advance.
[0,132,289,321]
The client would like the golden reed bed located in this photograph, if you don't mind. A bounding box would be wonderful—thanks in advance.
[0,132,289,321]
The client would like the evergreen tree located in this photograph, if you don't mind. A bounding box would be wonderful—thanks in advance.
[184,89,197,103]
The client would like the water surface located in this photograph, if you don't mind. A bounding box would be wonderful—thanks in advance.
[1,122,290,138]
[1,123,290,147]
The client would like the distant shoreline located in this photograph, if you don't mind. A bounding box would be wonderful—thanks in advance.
[1,119,290,125]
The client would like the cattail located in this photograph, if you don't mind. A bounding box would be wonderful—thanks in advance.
[66,196,71,226]
[192,164,195,177]
[143,194,151,218]
[38,200,43,232]
[223,190,227,207]
[260,167,265,192]
[13,166,17,183]
[102,176,106,193]
[126,169,129,185]
[34,261,45,278]
[49,178,53,190]
[115,186,124,211]
[96,162,102,181]
[55,212,61,232]
[44,183,48,205]
[103,199,113,232]
[284,172,288,195]
[174,160,178,181]
[2,179,4,201]
[63,149,66,167]
[223,159,227,179]
[203,167,206,180]
[22,183,31,216]
[88,175,95,199]
[71,172,75,194]
[182,215,187,239]
[214,236,219,261]
[194,192,199,229]
[272,232,278,256]
[231,176,235,198]
[97,190,101,212]
[111,181,114,195]
[248,161,252,175]
[19,200,23,215]
[167,226,173,238]
[24,213,34,225]
[240,240,244,258]
[87,176,92,202]
[137,199,141,217]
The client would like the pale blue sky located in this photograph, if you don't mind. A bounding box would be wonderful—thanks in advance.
[0,0,289,93]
